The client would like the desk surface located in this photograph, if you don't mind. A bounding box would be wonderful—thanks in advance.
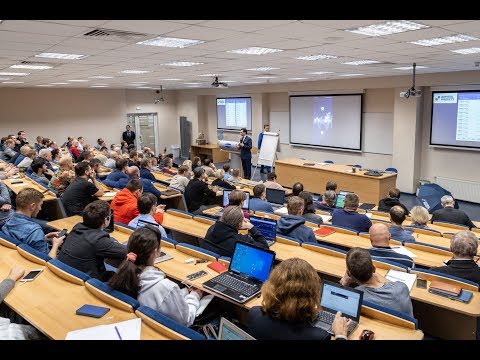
[3,178,57,201]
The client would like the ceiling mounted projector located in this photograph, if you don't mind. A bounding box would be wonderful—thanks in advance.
[400,62,422,98]
[154,85,165,104]
[211,76,228,88]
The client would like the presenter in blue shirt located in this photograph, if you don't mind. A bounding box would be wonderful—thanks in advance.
[257,124,271,174]
[238,128,252,179]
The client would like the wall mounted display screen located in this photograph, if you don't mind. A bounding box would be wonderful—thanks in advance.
[217,97,252,131]
[430,90,480,150]
[290,94,362,151]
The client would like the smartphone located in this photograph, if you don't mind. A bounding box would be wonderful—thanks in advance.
[10,180,23,184]
[58,229,68,238]
[20,269,43,282]
[76,304,110,318]
[416,278,427,289]
[186,270,208,281]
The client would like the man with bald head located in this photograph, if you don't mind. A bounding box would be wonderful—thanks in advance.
[368,223,414,269]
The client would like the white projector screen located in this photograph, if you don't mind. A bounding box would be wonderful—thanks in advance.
[430,90,480,150]
[217,97,252,131]
[290,94,363,151]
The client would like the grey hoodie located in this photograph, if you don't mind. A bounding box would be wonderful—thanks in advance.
[138,266,201,326]
[276,214,316,243]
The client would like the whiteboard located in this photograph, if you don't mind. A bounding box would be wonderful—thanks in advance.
[257,132,279,166]
[270,111,289,144]
[362,113,393,155]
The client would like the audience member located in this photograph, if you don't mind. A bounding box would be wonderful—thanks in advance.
[104,151,118,169]
[103,158,129,187]
[89,158,107,181]
[184,167,217,214]
[70,139,80,161]
[314,190,337,214]
[160,157,176,175]
[298,191,323,225]
[263,172,285,190]
[211,169,236,190]
[277,196,316,243]
[227,189,250,219]
[128,193,167,238]
[378,187,409,214]
[0,139,17,161]
[368,223,414,268]
[34,136,44,152]
[223,163,233,182]
[127,150,140,167]
[431,195,476,229]
[30,158,50,186]
[249,184,274,213]
[109,226,205,326]
[332,193,372,233]
[340,248,413,317]
[111,179,151,225]
[191,156,201,170]
[169,165,190,192]
[111,166,162,199]
[203,206,268,257]
[0,180,14,228]
[51,148,61,165]
[48,155,75,194]
[291,182,304,197]
[230,168,242,183]
[247,258,351,340]
[410,206,431,229]
[139,158,156,181]
[202,158,216,178]
[17,148,36,172]
[388,206,416,243]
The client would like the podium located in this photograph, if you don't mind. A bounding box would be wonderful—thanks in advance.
[218,140,243,176]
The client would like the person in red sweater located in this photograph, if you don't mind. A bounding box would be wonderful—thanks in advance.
[110,179,165,225]
[70,139,81,161]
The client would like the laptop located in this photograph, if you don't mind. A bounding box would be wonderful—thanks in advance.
[249,216,277,247]
[266,188,286,209]
[217,317,256,340]
[312,280,363,336]
[215,190,250,217]
[334,190,353,209]
[202,241,276,303]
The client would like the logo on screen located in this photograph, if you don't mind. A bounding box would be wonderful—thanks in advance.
[433,93,457,104]
[217,98,226,105]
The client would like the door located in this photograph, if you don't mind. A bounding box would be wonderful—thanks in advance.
[126,113,159,155]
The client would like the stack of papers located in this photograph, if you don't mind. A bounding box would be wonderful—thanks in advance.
[65,318,141,340]
[103,191,117,197]
[385,270,417,291]
[391,246,417,258]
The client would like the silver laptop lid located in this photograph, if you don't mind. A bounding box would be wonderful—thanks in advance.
[320,280,363,322]
[218,318,255,340]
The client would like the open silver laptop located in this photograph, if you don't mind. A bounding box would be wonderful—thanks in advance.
[217,318,255,340]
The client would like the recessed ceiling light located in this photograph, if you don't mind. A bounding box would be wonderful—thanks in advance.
[197,73,222,77]
[411,34,478,46]
[0,72,30,76]
[255,76,277,79]
[50,82,69,85]
[451,47,480,54]
[163,62,203,67]
[288,77,308,80]
[120,70,150,74]
[0,77,11,81]
[89,76,114,79]
[90,85,108,88]
[227,47,283,55]
[343,60,380,65]
[244,81,261,84]
[161,78,183,81]
[393,65,428,70]
[246,67,280,71]
[137,36,204,48]
[35,84,53,87]
[10,64,53,70]
[310,71,333,75]
[2,81,24,84]
[67,79,89,82]
[339,73,364,77]
[295,54,337,61]
[346,20,428,37]
[136,86,154,89]
[184,82,202,85]
[35,52,88,60]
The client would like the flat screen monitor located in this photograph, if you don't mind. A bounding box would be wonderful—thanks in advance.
[265,188,285,205]
[223,190,250,209]
[217,97,252,131]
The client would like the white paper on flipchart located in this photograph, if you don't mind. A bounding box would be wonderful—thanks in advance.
[65,318,141,340]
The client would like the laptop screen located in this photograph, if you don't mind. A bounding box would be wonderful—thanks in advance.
[249,217,277,241]
[218,318,255,340]
[230,242,275,282]
[266,188,285,205]
[223,190,250,210]
[320,280,363,321]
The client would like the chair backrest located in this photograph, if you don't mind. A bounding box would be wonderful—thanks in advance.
[361,300,417,330]
[218,256,231,266]
[85,278,140,312]
[322,224,358,236]
[175,243,219,262]
[161,236,177,249]
[371,257,409,272]
[432,220,470,231]
[472,228,480,235]
[275,234,302,247]
[359,232,370,239]
[410,268,479,292]
[0,233,21,249]
[166,209,194,219]
[253,211,281,221]
[17,243,52,265]
[47,258,90,285]
[442,232,455,239]
[404,226,442,237]
[371,218,391,226]
[353,164,362,168]
[193,215,216,226]
[324,160,334,164]
[55,198,68,218]
[301,242,347,258]
[403,241,452,256]
[304,220,319,228]
[370,210,390,218]
[385,167,398,173]
[114,222,136,232]
[135,306,206,340]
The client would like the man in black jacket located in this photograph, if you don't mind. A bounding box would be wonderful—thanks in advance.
[202,206,268,258]
[378,187,409,214]
[57,200,127,281]
[184,167,218,214]
[431,195,476,229]
[430,230,480,286]
[122,125,136,146]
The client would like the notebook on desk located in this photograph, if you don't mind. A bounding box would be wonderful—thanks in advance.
[249,216,277,246]
[202,241,275,303]
[266,188,286,209]
[312,280,363,336]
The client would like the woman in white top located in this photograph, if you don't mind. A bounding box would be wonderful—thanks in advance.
[109,225,205,326]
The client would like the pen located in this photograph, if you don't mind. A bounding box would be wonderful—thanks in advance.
[114,326,122,340]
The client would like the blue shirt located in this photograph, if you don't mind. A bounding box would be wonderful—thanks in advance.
[368,246,415,269]
[331,209,372,233]
[13,154,25,167]
[388,225,415,243]
[103,169,129,188]
[2,213,48,254]
[128,213,167,238]
[249,198,274,213]
[223,173,233,182]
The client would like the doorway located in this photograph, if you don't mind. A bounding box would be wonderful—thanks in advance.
[127,113,159,155]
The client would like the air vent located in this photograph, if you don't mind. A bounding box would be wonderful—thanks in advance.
[83,28,149,42]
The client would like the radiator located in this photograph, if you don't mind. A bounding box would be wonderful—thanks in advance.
[435,176,480,204]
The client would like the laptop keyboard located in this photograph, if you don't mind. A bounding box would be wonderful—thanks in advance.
[315,311,357,336]
[215,273,258,296]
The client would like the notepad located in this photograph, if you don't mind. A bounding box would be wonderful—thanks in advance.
[319,215,332,223]
[65,318,141,340]
[385,270,417,291]
[391,246,417,258]
[314,228,336,237]
[102,191,117,197]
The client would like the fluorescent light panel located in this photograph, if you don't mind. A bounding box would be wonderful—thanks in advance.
[346,20,428,36]
[343,60,380,65]
[227,47,283,55]
[310,71,333,75]
[90,85,108,88]
[411,34,478,46]
[50,82,69,85]
[120,70,150,74]
[35,52,88,60]
[288,77,308,80]
[256,76,277,79]
[163,62,203,67]
[0,77,11,80]
[2,81,23,84]
[451,47,480,54]
[137,36,204,48]
[246,67,280,71]
[339,73,364,77]
[10,64,52,70]
[161,78,183,81]
[89,76,114,79]
[393,65,428,70]
[198,73,221,77]
[67,79,89,82]
[295,54,337,61]
[0,72,29,76]
[35,84,53,87]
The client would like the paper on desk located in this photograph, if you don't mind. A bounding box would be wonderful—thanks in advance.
[365,212,372,218]
[391,246,417,258]
[274,207,288,215]
[385,270,417,292]
[65,318,141,340]
[320,215,332,223]
[103,191,117,197]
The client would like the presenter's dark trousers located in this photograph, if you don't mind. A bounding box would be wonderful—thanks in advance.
[241,157,252,179]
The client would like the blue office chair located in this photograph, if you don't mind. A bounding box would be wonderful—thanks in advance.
[385,167,398,173]
[47,258,90,285]
[114,222,136,231]
[410,268,479,291]
[166,208,194,219]
[276,234,303,246]
[301,242,348,258]
[161,236,178,248]
[85,278,140,313]
[362,300,418,330]
[135,305,206,340]
[324,160,334,164]
[353,164,362,168]
[17,243,52,265]
[0,232,21,249]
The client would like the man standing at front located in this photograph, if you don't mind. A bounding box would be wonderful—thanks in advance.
[238,128,252,179]
[122,125,136,146]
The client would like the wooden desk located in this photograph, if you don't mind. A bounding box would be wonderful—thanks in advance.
[190,144,230,163]
[3,178,57,201]
[275,158,396,203]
